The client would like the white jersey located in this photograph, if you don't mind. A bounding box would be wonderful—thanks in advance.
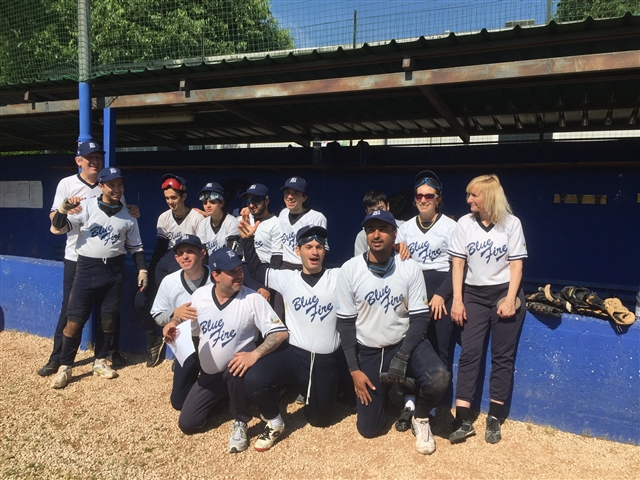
[448,213,528,286]
[191,285,287,375]
[278,208,328,265]
[67,198,143,258]
[396,215,456,272]
[354,219,405,257]
[336,254,429,348]
[156,208,204,249]
[196,213,240,256]
[151,267,212,335]
[265,269,340,354]
[247,213,282,264]
[51,174,127,261]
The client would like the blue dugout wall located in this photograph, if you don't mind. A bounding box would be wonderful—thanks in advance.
[1,140,639,444]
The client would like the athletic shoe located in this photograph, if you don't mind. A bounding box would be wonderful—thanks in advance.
[93,358,118,379]
[254,420,285,452]
[295,393,306,405]
[411,417,436,455]
[485,415,502,444]
[395,407,414,432]
[228,420,249,453]
[107,351,126,369]
[146,337,165,368]
[449,419,476,444]
[51,365,72,389]
[38,360,61,377]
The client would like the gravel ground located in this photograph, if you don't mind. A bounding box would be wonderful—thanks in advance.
[1,330,638,480]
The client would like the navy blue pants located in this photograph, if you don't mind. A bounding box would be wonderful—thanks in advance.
[48,259,77,364]
[61,255,126,364]
[356,340,450,438]
[178,367,251,434]
[244,343,339,427]
[456,283,526,404]
[171,337,200,411]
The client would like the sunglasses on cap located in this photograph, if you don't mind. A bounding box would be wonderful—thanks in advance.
[414,176,441,191]
[199,192,223,202]
[297,234,327,246]
[246,195,265,206]
[162,177,185,191]
[415,193,439,202]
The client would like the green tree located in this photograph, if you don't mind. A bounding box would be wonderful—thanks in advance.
[554,0,640,22]
[0,0,294,84]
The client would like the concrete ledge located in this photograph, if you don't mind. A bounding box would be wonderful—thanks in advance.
[1,255,637,444]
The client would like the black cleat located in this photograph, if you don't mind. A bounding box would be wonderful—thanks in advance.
[146,337,165,367]
[37,360,61,377]
[449,419,476,444]
[485,415,502,444]
[108,351,127,369]
[395,407,414,432]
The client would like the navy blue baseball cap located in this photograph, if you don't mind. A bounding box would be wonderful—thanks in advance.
[242,183,269,197]
[414,170,443,192]
[172,234,203,252]
[77,141,105,157]
[98,167,124,183]
[361,209,398,229]
[161,174,187,192]
[296,225,328,245]
[198,182,225,201]
[209,247,243,271]
[281,176,307,193]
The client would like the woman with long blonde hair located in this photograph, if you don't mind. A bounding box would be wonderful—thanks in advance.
[448,174,527,444]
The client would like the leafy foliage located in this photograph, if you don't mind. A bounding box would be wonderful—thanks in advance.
[0,0,294,84]
[554,0,640,22]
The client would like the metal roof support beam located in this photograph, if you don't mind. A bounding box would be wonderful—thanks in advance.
[2,50,639,118]
[418,86,470,143]
[212,101,310,147]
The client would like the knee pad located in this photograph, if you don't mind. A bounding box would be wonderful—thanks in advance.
[63,316,84,338]
[101,314,117,334]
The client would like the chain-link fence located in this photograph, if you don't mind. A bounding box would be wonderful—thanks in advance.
[1,0,639,84]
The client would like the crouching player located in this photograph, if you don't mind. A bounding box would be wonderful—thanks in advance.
[178,247,288,454]
[151,234,211,410]
[49,167,148,389]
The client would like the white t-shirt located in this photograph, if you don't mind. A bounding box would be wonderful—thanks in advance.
[151,267,212,335]
[265,269,339,354]
[247,213,282,264]
[396,215,456,272]
[156,208,204,249]
[196,213,240,256]
[191,285,287,375]
[51,174,127,261]
[278,208,328,265]
[448,213,528,286]
[336,254,429,348]
[67,198,143,258]
[354,219,405,257]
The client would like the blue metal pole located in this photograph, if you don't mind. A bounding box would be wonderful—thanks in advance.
[77,0,92,144]
[103,108,116,168]
[78,82,93,143]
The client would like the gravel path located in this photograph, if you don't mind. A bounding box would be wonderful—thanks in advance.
[1,330,638,479]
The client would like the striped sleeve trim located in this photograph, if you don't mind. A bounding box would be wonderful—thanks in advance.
[408,307,430,315]
[508,254,528,260]
[447,249,467,259]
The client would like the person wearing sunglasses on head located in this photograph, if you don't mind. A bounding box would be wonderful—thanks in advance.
[278,176,328,270]
[238,222,344,450]
[135,174,206,367]
[196,182,240,257]
[394,170,458,430]
[448,174,527,445]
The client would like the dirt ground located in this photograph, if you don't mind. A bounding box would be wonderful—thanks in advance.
[1,330,638,480]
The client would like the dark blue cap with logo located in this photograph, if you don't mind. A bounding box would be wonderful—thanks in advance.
[361,209,398,229]
[198,182,225,201]
[296,225,328,245]
[98,167,124,183]
[172,234,204,252]
[209,247,242,271]
[242,183,269,197]
[280,176,307,193]
[77,141,105,157]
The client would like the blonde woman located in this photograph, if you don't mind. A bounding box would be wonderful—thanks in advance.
[448,174,527,444]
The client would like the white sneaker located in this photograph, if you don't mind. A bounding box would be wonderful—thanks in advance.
[228,420,249,453]
[254,420,285,452]
[412,417,436,455]
[51,365,72,389]
[93,359,118,379]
